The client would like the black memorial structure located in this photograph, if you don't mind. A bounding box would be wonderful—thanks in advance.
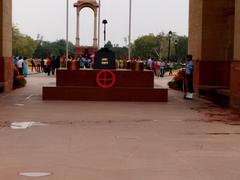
[93,48,116,70]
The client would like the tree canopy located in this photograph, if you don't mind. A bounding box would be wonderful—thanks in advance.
[104,41,128,59]
[12,25,187,61]
[105,32,188,62]
[33,39,75,58]
[12,26,37,57]
[132,32,188,62]
[12,26,75,58]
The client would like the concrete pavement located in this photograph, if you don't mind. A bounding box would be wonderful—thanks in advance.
[0,73,240,180]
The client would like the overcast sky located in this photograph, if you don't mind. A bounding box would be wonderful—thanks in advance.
[13,0,189,47]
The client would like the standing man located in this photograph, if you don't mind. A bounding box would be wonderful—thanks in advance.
[40,58,45,72]
[184,54,194,99]
[168,61,174,75]
[159,59,166,77]
[46,57,52,76]
[51,56,56,75]
[147,56,152,70]
[23,57,28,77]
[17,56,24,75]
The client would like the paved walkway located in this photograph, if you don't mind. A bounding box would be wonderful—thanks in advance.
[0,73,240,180]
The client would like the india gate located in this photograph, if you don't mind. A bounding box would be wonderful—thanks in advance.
[74,0,99,56]
[0,0,240,108]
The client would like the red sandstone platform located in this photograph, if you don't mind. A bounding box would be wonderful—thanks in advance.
[42,69,168,102]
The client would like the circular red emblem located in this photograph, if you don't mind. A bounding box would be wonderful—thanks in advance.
[96,70,116,89]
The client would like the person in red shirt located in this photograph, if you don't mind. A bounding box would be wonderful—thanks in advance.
[152,59,158,76]
[46,57,52,76]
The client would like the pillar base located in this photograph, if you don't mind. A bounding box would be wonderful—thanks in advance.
[74,46,98,58]
[194,60,231,107]
[0,57,13,93]
[230,61,240,109]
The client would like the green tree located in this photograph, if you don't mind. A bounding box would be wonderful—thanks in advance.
[131,32,188,61]
[175,36,188,63]
[104,41,113,49]
[33,39,75,58]
[104,41,128,59]
[33,42,51,58]
[112,46,128,59]
[132,34,159,59]
[12,26,37,57]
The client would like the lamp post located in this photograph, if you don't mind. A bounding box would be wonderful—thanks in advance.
[128,0,132,60]
[167,31,172,61]
[66,0,69,66]
[98,0,101,48]
[174,40,178,62]
[102,19,108,46]
[158,35,162,59]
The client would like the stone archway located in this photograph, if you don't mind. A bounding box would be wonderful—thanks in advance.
[74,0,99,57]
[0,0,240,108]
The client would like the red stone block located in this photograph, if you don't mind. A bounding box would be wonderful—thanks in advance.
[43,69,168,102]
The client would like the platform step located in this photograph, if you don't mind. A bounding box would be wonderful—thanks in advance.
[43,86,168,102]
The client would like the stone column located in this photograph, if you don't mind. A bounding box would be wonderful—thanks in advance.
[93,9,98,47]
[188,0,203,93]
[76,9,80,47]
[230,0,240,109]
[0,0,13,93]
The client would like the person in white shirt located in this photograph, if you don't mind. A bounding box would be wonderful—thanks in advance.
[147,57,153,70]
[17,57,24,75]
[159,60,166,77]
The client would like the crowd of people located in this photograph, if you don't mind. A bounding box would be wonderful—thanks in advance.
[13,56,62,76]
[13,55,176,78]
[144,57,174,78]
[13,56,29,77]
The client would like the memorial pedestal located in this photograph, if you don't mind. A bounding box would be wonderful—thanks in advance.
[43,69,168,102]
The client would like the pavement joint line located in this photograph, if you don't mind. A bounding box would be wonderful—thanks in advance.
[25,94,33,101]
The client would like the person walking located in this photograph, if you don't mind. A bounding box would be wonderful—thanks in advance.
[30,58,36,72]
[46,57,52,76]
[153,59,158,76]
[36,58,41,72]
[55,56,61,69]
[23,57,28,77]
[40,58,45,72]
[51,56,56,75]
[169,61,174,75]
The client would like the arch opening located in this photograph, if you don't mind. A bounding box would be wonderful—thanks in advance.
[79,7,94,46]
